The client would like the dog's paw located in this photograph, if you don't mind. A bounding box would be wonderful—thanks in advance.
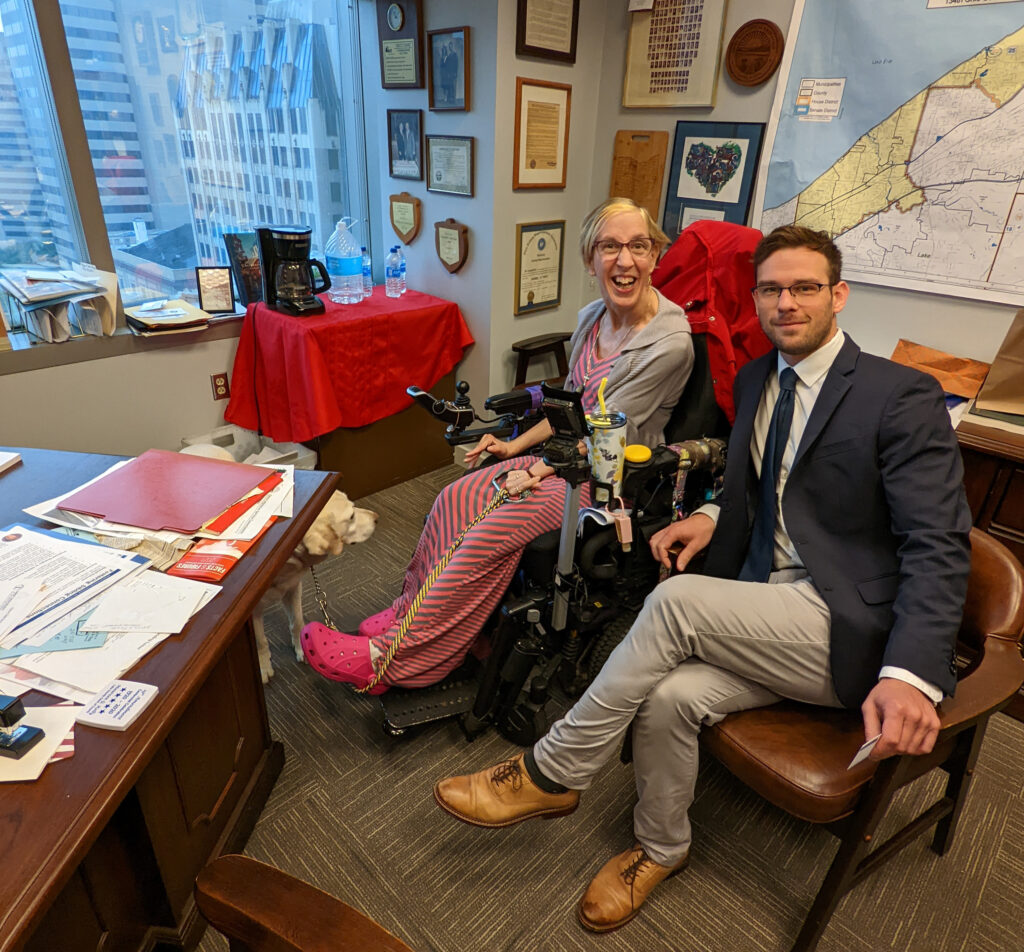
[259,659,275,684]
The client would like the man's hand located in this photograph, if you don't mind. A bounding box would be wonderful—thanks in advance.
[649,513,715,572]
[861,678,941,760]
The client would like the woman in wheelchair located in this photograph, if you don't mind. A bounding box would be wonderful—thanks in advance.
[301,198,694,693]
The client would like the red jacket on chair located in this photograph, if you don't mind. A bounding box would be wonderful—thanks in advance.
[652,220,771,424]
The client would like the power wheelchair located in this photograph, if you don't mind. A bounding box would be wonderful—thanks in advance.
[377,331,729,745]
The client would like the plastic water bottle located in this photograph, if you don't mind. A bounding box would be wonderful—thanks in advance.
[360,246,372,299]
[397,244,407,294]
[385,247,401,298]
[324,218,363,304]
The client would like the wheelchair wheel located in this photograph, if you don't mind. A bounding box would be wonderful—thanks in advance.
[587,611,636,683]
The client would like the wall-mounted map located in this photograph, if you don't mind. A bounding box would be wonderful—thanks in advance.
[754,0,1024,305]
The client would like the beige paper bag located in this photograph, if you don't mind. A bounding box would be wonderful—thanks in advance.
[975,309,1024,414]
[889,339,989,399]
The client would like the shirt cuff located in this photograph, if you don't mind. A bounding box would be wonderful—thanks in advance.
[692,503,720,525]
[879,666,943,704]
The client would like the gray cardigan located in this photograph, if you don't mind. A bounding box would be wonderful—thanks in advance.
[566,289,693,447]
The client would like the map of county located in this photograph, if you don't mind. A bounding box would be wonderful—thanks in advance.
[761,16,1024,304]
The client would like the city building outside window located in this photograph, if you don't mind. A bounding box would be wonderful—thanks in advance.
[0,0,368,321]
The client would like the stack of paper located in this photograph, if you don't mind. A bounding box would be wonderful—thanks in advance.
[124,298,210,336]
[0,265,118,339]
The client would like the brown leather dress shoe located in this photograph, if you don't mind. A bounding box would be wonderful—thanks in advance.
[433,753,580,828]
[577,844,689,933]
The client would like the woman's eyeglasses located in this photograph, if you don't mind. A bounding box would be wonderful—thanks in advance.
[593,237,654,259]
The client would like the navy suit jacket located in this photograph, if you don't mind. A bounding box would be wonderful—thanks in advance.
[702,335,972,708]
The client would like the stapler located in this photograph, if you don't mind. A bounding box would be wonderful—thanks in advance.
[0,694,44,759]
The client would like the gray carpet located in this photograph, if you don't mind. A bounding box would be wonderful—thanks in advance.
[199,465,1024,952]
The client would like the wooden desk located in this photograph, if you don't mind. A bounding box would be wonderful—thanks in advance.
[957,419,1024,720]
[0,448,339,952]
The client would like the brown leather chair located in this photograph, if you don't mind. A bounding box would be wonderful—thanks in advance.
[699,528,1024,951]
[195,854,414,952]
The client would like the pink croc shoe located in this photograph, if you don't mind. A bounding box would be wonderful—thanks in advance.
[300,622,389,695]
[357,606,398,638]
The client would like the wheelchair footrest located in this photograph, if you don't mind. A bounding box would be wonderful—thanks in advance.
[379,673,480,733]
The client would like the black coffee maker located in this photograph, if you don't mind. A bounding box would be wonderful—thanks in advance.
[256,225,331,316]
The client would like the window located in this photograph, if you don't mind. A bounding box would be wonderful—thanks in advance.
[0,0,367,318]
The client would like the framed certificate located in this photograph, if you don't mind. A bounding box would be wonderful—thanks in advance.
[426,135,474,197]
[515,0,579,64]
[515,220,564,315]
[513,78,571,190]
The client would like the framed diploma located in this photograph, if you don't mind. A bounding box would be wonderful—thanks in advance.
[515,0,579,64]
[375,0,424,89]
[435,218,469,273]
[513,78,571,190]
[426,135,474,197]
[389,192,422,244]
[514,220,564,315]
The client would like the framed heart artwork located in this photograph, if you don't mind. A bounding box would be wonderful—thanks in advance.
[662,121,765,237]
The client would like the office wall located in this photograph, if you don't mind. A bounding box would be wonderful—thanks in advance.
[2,1,1017,457]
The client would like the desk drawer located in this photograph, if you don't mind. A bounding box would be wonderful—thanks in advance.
[135,627,270,921]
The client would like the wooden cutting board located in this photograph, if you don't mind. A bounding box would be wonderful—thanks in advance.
[609,130,669,221]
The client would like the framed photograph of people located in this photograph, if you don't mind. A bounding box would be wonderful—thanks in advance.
[222,232,263,306]
[426,135,474,197]
[515,0,579,64]
[662,121,765,237]
[514,220,564,315]
[387,109,423,180]
[195,267,235,313]
[513,78,571,190]
[428,27,469,111]
[623,0,726,107]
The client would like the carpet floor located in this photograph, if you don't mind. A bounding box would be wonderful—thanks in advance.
[198,465,1024,952]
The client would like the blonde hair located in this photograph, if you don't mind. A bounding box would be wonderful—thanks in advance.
[578,198,669,267]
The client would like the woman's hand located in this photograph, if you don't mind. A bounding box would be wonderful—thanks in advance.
[465,433,516,465]
[504,468,542,496]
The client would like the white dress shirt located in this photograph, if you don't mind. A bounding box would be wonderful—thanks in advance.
[696,329,941,702]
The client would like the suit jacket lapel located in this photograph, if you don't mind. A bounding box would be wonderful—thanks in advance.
[793,335,859,469]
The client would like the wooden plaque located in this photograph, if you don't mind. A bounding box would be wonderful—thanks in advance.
[389,192,422,244]
[725,19,784,88]
[375,0,424,89]
[435,218,468,273]
[609,130,669,222]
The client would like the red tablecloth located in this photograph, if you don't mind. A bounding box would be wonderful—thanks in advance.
[224,289,475,442]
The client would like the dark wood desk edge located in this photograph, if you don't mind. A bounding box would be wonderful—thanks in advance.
[0,450,340,951]
[956,418,1024,464]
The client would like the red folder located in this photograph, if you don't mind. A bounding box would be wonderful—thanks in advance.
[57,448,272,533]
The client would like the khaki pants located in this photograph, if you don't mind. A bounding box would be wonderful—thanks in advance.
[533,571,842,866]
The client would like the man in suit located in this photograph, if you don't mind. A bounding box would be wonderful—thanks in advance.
[433,226,972,933]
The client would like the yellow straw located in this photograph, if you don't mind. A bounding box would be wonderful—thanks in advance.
[597,376,608,416]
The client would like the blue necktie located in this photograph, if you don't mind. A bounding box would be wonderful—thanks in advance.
[739,367,798,583]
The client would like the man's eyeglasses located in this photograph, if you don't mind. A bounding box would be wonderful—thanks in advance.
[751,282,833,304]
[593,237,654,259]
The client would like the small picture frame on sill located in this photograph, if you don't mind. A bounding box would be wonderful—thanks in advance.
[195,266,235,313]
[388,109,423,180]
[428,26,469,111]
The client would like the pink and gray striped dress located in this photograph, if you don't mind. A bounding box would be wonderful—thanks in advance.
[372,322,617,687]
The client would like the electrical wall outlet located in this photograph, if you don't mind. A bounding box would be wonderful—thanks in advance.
[210,372,230,400]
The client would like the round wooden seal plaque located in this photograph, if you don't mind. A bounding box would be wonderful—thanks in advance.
[725,19,785,88]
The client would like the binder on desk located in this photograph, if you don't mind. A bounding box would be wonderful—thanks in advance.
[56,449,270,533]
